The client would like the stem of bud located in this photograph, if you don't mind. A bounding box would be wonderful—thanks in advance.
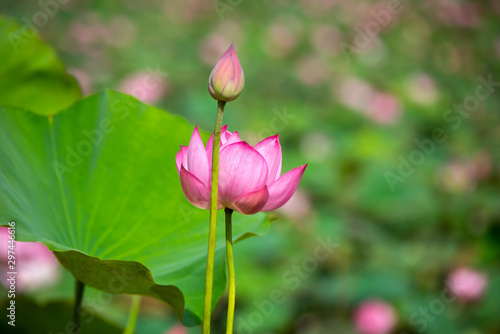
[202,100,226,334]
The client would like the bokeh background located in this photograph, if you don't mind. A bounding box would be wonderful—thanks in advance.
[1,0,500,333]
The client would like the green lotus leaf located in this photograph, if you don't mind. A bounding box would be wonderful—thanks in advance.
[0,91,270,326]
[0,16,81,115]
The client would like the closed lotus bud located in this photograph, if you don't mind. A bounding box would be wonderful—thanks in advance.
[208,43,245,102]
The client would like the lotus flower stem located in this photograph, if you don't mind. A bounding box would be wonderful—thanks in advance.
[225,208,235,334]
[203,100,226,334]
[123,295,142,334]
[72,280,85,334]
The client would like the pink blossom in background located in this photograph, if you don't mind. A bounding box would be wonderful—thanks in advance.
[472,151,493,181]
[299,132,333,162]
[64,14,136,62]
[0,227,60,292]
[436,160,476,194]
[176,126,307,215]
[299,0,336,17]
[334,0,375,25]
[311,24,340,55]
[163,323,187,334]
[199,34,233,66]
[163,0,211,24]
[119,71,168,104]
[336,78,401,125]
[262,15,303,58]
[63,21,105,59]
[67,68,92,96]
[433,0,480,28]
[354,300,397,334]
[447,267,488,301]
[277,190,313,223]
[67,21,99,49]
[296,55,329,86]
[200,22,244,66]
[365,93,401,125]
[263,23,298,58]
[336,77,375,111]
[405,73,439,106]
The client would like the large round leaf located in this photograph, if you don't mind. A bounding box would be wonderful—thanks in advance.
[0,16,81,115]
[0,91,269,326]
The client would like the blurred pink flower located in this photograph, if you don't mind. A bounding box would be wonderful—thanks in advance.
[447,267,488,301]
[277,190,312,223]
[300,0,336,17]
[163,0,211,23]
[436,160,476,193]
[119,71,168,104]
[365,93,401,125]
[0,227,60,292]
[176,126,307,215]
[200,22,244,65]
[200,34,233,66]
[163,323,187,334]
[354,300,397,334]
[263,23,298,58]
[67,21,99,49]
[472,151,493,181]
[336,78,401,125]
[334,0,374,25]
[66,14,136,52]
[311,24,341,55]
[208,43,245,102]
[405,73,439,106]
[336,77,375,111]
[434,0,480,28]
[67,68,92,96]
[299,132,333,161]
[296,55,329,86]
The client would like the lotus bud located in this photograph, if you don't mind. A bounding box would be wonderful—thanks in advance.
[208,43,245,102]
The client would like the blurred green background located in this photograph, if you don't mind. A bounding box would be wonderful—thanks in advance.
[1,0,500,333]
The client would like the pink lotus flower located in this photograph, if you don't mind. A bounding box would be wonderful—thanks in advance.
[354,300,397,334]
[163,323,187,334]
[208,43,245,102]
[0,227,61,292]
[119,71,168,105]
[447,267,488,301]
[176,126,306,215]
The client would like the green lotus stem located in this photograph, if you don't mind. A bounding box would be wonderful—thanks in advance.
[225,208,235,334]
[203,100,226,334]
[123,295,142,334]
[72,280,85,334]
